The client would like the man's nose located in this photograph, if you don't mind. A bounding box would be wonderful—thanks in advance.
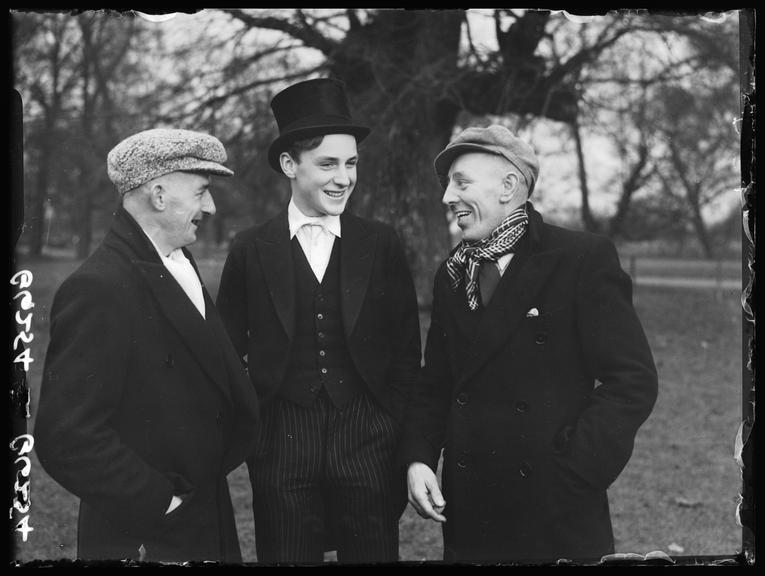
[442,182,458,205]
[203,191,216,215]
[333,166,351,187]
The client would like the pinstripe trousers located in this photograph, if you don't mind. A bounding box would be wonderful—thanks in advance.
[249,390,404,564]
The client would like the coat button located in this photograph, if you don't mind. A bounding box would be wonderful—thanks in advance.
[316,313,324,320]
[519,462,533,478]
[457,456,468,469]
[456,392,470,406]
[515,401,528,414]
[319,350,326,357]
[535,332,547,344]
[165,354,174,368]
[321,367,328,374]
[318,332,325,339]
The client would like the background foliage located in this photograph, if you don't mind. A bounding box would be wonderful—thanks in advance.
[12,9,742,300]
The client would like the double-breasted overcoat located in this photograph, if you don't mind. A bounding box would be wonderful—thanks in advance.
[403,204,658,563]
[35,207,260,563]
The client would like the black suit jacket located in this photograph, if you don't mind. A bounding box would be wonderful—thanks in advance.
[402,203,658,563]
[35,207,260,563]
[216,209,421,425]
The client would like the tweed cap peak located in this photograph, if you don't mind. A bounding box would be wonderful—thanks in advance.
[107,128,234,194]
[434,125,539,194]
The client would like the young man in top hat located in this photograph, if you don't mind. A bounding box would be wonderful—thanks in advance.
[216,78,421,563]
[402,125,658,563]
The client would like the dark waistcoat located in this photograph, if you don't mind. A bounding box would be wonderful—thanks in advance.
[280,237,364,407]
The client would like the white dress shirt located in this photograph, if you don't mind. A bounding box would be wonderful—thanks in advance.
[288,199,342,283]
[146,234,206,319]
[496,253,514,276]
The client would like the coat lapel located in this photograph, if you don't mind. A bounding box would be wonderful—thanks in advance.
[254,210,296,342]
[446,271,483,347]
[200,289,235,404]
[450,203,563,387]
[135,259,232,403]
[340,213,376,339]
[457,249,563,387]
[105,208,232,402]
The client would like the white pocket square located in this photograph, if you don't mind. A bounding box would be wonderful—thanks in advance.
[526,307,539,317]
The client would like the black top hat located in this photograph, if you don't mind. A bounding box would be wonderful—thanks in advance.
[268,78,371,173]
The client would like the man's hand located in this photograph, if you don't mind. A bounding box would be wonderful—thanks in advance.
[407,462,446,522]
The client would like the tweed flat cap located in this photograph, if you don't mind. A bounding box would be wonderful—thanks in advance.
[107,128,234,194]
[434,125,539,194]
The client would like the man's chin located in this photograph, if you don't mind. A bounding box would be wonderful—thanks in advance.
[461,224,493,243]
[460,228,477,242]
[323,203,347,216]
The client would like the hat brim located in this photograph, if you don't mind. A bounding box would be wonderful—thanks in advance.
[268,124,371,173]
[433,143,503,183]
[181,159,235,178]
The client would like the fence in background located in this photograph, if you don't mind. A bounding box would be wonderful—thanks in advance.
[626,255,741,300]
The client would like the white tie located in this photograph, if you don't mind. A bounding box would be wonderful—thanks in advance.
[299,223,333,283]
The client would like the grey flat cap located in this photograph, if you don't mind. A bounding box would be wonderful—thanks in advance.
[434,125,539,194]
[107,128,234,194]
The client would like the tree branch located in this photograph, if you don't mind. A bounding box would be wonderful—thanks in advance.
[547,26,632,86]
[347,9,361,31]
[225,8,338,55]
[155,64,328,124]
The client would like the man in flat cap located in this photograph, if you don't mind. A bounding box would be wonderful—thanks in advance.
[402,125,658,563]
[35,128,260,563]
[216,78,421,563]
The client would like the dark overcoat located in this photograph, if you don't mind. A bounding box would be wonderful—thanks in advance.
[216,209,421,428]
[35,207,260,563]
[402,204,658,563]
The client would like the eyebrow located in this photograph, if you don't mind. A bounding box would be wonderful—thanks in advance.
[314,155,358,162]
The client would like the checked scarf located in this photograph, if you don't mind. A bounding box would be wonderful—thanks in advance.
[446,206,529,311]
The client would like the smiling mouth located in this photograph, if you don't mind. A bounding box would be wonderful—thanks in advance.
[454,209,472,222]
[323,189,347,199]
[191,218,201,227]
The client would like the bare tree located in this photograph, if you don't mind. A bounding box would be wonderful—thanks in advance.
[652,69,739,258]
[13,14,80,256]
[12,9,741,275]
[200,9,668,299]
[563,12,738,246]
[69,13,138,257]
[14,10,156,257]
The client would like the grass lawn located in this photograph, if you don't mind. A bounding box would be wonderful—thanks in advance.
[11,254,744,563]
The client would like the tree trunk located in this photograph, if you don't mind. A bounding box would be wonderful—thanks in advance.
[667,141,714,259]
[608,142,650,238]
[330,11,464,305]
[75,191,93,259]
[687,185,714,258]
[570,117,599,233]
[28,134,54,257]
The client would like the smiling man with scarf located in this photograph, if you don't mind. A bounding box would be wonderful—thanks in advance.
[402,125,658,563]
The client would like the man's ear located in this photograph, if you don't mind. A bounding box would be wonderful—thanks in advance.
[499,171,520,203]
[147,182,166,211]
[280,152,298,179]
